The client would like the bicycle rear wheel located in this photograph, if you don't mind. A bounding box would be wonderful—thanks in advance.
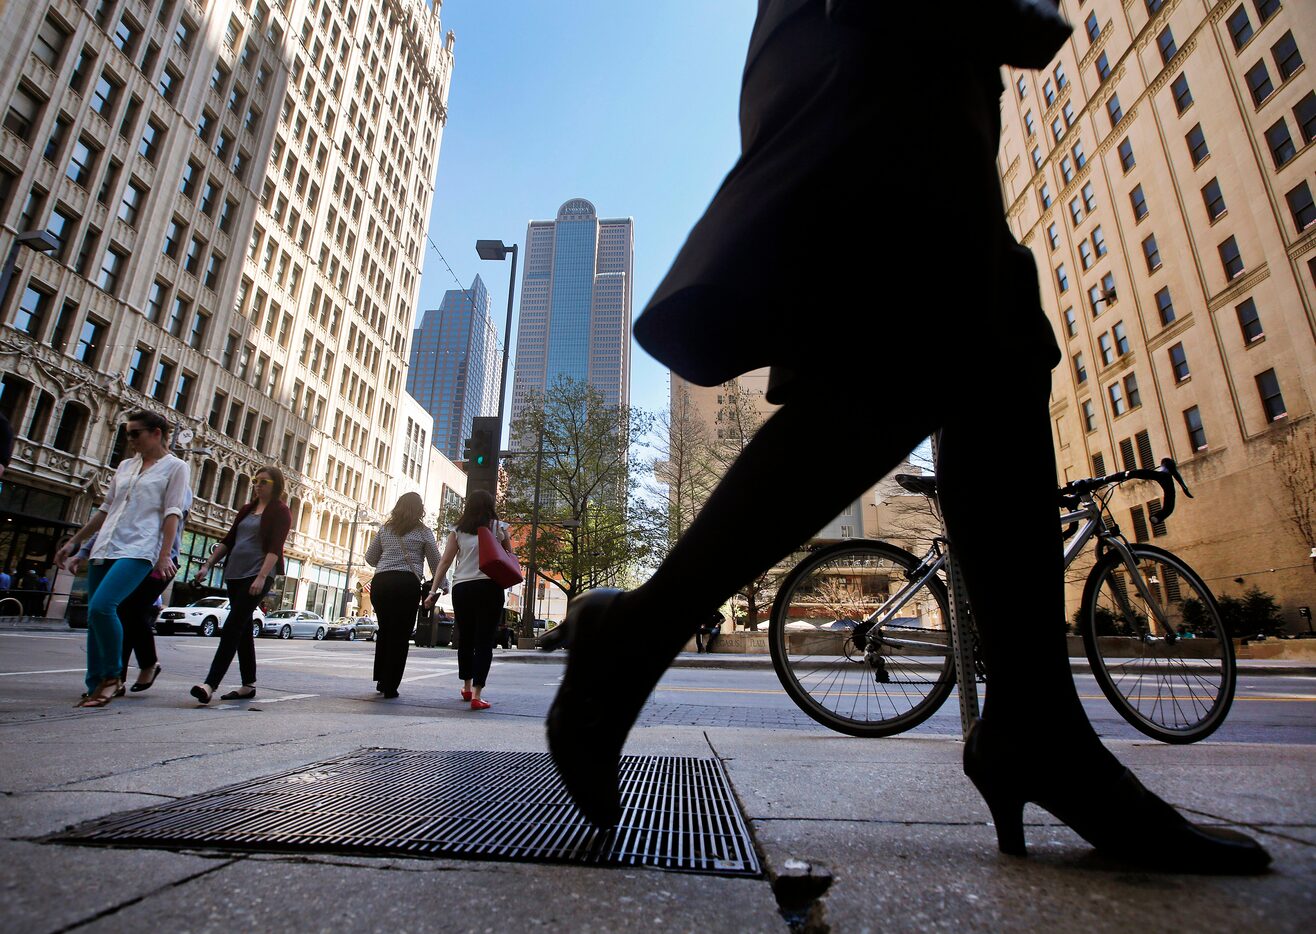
[769,540,955,737]
[1079,543,1235,743]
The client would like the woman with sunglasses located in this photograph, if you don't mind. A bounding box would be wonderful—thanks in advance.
[54,411,190,707]
[190,466,291,703]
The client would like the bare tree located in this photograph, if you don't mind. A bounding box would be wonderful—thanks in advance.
[1271,421,1316,575]
[650,381,718,561]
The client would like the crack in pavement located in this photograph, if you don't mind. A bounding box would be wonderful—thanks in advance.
[47,856,240,934]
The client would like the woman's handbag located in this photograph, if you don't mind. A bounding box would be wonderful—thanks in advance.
[477,526,523,588]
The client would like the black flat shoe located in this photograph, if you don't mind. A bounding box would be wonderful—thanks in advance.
[963,720,1271,874]
[545,589,682,828]
[382,689,399,699]
[220,686,255,700]
[190,684,212,705]
[130,664,162,692]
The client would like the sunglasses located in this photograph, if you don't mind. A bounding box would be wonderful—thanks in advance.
[124,427,156,438]
[254,478,274,485]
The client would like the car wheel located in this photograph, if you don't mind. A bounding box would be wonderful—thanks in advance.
[346,629,356,641]
[280,624,293,640]
[314,627,326,641]
[201,618,217,638]
[252,621,261,639]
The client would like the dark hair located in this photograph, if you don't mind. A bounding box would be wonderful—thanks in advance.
[252,465,286,502]
[125,410,170,438]
[456,489,497,534]
[386,491,425,537]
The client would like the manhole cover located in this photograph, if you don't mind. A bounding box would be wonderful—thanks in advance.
[51,749,760,877]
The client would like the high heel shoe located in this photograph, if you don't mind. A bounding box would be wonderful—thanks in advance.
[130,664,162,692]
[76,678,123,708]
[963,719,1271,873]
[545,589,682,828]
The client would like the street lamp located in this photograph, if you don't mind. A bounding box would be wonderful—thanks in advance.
[339,505,368,619]
[475,239,519,491]
[0,230,59,309]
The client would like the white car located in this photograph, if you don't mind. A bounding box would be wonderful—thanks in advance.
[157,597,266,638]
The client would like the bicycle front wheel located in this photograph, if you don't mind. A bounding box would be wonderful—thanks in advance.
[1079,543,1235,743]
[769,540,955,737]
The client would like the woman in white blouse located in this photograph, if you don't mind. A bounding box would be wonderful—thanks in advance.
[55,411,191,707]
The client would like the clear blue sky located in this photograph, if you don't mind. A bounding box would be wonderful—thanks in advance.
[416,0,758,421]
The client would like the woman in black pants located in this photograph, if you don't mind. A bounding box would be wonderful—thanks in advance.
[365,492,439,698]
[539,0,1268,874]
[190,467,291,703]
[429,490,509,710]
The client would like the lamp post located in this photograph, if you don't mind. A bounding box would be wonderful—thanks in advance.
[339,505,366,619]
[0,230,59,309]
[475,239,519,478]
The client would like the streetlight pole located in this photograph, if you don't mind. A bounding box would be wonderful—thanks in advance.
[475,240,519,475]
[339,505,365,619]
[521,420,546,639]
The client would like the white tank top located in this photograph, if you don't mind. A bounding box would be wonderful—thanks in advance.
[451,528,489,585]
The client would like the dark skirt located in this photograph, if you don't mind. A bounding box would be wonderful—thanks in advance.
[636,1,1056,403]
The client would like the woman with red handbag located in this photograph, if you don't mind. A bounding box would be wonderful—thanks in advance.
[428,490,514,710]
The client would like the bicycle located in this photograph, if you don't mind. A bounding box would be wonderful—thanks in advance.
[769,458,1235,744]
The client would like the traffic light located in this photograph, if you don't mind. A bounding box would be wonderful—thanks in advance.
[463,416,500,496]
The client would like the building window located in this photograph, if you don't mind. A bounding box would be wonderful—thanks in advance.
[1118,137,1135,172]
[1099,331,1115,365]
[13,285,51,338]
[1245,60,1274,106]
[1170,73,1193,113]
[1169,343,1190,382]
[1016,76,1028,99]
[1201,178,1227,221]
[1047,223,1060,250]
[33,14,69,70]
[1031,146,1043,169]
[73,316,106,367]
[1255,0,1280,24]
[1107,93,1123,127]
[1092,452,1107,476]
[1255,368,1286,422]
[47,205,77,260]
[91,71,121,118]
[1113,321,1130,356]
[4,83,45,141]
[66,137,98,187]
[52,402,88,452]
[1265,118,1296,167]
[1064,306,1078,338]
[126,345,151,391]
[183,236,205,275]
[1082,399,1097,432]
[1142,234,1162,272]
[1158,27,1178,64]
[1235,297,1264,343]
[1079,239,1093,269]
[151,359,175,403]
[1024,110,1036,135]
[1039,183,1053,209]
[97,245,126,294]
[1092,225,1107,257]
[1072,139,1086,168]
[1285,181,1315,233]
[1060,156,1074,184]
[1272,31,1303,82]
[1123,372,1141,409]
[118,179,146,226]
[1051,117,1064,143]
[1044,79,1056,105]
[1227,6,1254,50]
[1130,184,1149,221]
[48,298,76,351]
[113,14,140,56]
[1296,92,1316,144]
[1096,51,1111,83]
[189,309,210,350]
[1130,505,1150,543]
[139,118,164,163]
[69,46,96,94]
[1184,406,1207,450]
[162,217,185,258]
[1155,286,1176,326]
[1186,123,1210,165]
[1056,264,1070,292]
[1218,236,1244,279]
[1085,12,1100,43]
[174,370,194,414]
[1074,352,1088,384]
[1069,197,1084,225]
[1082,181,1097,212]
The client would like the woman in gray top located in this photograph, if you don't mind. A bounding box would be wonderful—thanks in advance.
[365,492,439,698]
[190,467,292,703]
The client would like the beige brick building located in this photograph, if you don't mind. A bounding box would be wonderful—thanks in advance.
[0,0,455,618]
[998,0,1315,628]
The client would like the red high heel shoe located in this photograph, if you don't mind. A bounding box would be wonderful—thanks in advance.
[963,720,1270,873]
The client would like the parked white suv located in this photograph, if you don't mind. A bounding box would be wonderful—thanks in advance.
[157,597,265,638]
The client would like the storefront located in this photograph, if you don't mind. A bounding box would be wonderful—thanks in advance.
[0,482,76,618]
[302,563,345,618]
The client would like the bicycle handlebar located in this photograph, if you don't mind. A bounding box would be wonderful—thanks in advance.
[1058,458,1192,524]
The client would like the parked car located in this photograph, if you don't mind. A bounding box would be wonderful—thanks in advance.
[158,597,265,638]
[261,609,328,640]
[327,616,377,641]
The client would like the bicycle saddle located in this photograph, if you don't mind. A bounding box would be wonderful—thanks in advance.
[895,473,938,498]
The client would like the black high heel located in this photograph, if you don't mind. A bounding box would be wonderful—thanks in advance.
[963,720,1271,873]
[545,589,665,827]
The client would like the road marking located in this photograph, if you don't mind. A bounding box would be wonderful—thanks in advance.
[402,664,494,684]
[0,633,81,640]
[253,693,319,704]
[0,667,87,677]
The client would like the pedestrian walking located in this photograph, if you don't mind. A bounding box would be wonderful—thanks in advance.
[189,467,291,704]
[53,411,189,707]
[429,490,510,711]
[71,488,190,694]
[538,0,1269,873]
[364,492,439,699]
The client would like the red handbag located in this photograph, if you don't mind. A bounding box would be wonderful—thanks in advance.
[477,525,523,588]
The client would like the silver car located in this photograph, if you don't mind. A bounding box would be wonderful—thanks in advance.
[261,609,328,640]
[325,616,377,641]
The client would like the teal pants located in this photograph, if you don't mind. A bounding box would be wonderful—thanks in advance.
[85,559,152,694]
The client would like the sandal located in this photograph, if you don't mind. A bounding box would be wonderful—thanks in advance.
[76,678,123,708]
[220,686,256,700]
[190,684,213,705]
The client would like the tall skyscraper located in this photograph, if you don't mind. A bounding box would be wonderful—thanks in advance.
[510,198,633,423]
[997,0,1314,627]
[0,0,455,618]
[407,274,499,461]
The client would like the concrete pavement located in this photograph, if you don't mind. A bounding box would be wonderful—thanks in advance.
[0,625,1313,932]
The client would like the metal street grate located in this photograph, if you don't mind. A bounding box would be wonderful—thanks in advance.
[50,749,760,877]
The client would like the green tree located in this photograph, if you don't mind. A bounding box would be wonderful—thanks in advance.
[503,377,665,611]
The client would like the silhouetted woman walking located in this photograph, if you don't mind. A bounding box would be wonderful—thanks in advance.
[540,0,1268,873]
[430,490,509,710]
[191,467,291,703]
[366,492,439,699]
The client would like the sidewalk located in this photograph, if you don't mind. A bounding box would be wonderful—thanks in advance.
[0,655,1312,931]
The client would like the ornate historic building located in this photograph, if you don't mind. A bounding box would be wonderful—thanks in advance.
[0,0,455,617]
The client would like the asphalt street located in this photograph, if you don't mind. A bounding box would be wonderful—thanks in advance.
[2,629,1312,746]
